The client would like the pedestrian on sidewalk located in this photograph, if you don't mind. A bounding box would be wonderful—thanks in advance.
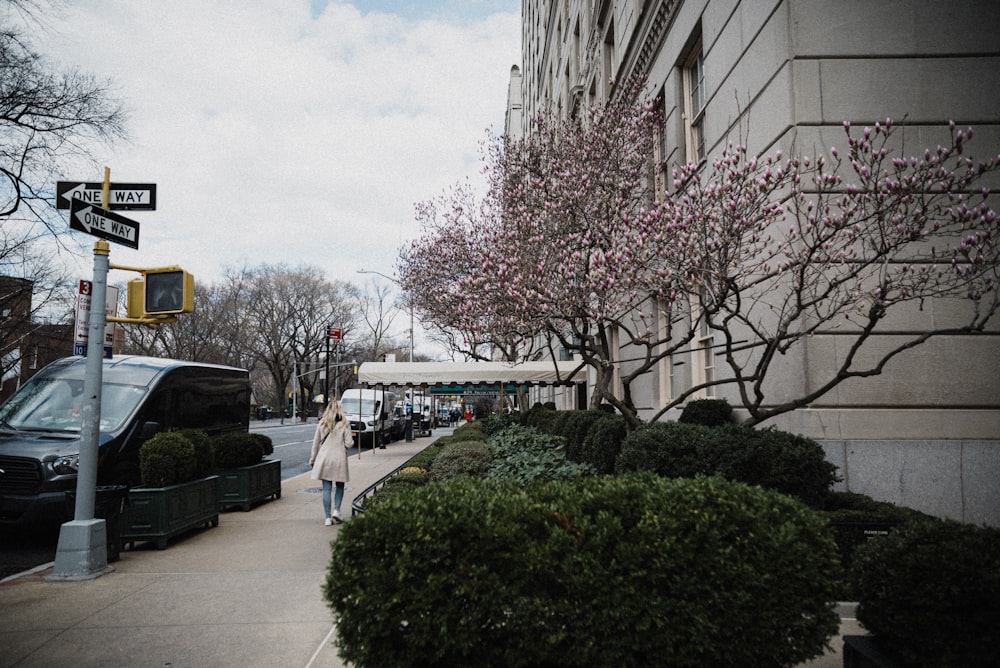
[310,399,352,525]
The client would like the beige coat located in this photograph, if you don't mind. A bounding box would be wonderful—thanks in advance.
[309,419,352,482]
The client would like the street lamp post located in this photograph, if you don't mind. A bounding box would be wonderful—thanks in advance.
[357,268,413,362]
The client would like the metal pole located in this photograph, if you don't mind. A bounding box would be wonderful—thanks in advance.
[53,237,111,578]
[292,360,297,423]
[324,329,330,405]
[335,342,341,398]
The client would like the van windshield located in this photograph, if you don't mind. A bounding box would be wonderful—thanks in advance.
[344,399,380,417]
[0,378,148,433]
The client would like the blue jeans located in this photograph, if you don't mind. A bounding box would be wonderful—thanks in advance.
[322,480,345,517]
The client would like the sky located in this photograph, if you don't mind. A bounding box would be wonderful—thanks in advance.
[19,0,521,355]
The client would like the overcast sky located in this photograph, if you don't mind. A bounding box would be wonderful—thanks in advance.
[24,0,521,351]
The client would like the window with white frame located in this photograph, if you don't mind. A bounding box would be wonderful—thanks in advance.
[691,293,715,397]
[683,42,706,163]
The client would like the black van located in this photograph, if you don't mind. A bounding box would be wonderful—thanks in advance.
[0,356,251,527]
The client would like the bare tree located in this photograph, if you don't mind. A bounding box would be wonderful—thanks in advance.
[356,278,402,361]
[0,1,127,230]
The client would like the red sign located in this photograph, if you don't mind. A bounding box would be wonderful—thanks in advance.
[328,326,342,340]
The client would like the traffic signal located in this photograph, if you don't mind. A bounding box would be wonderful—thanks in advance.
[125,267,194,317]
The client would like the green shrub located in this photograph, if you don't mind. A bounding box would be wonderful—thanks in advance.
[212,431,264,468]
[325,474,841,667]
[403,443,444,470]
[177,428,214,477]
[615,421,716,477]
[678,398,734,426]
[616,422,838,508]
[578,413,628,473]
[560,410,611,462]
[428,441,493,481]
[850,520,1000,667]
[364,471,429,510]
[821,491,938,597]
[479,411,521,436]
[523,403,559,433]
[250,432,274,456]
[139,432,198,487]
[436,421,485,446]
[486,424,594,483]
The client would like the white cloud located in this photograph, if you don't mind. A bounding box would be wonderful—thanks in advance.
[31,0,520,303]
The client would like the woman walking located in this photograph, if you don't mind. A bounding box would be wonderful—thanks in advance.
[310,399,352,524]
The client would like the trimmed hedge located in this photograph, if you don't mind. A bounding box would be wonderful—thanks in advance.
[678,398,734,426]
[428,440,493,481]
[486,425,594,483]
[615,422,838,508]
[177,428,214,477]
[213,431,265,468]
[821,491,938,593]
[850,519,1000,666]
[139,432,197,487]
[325,474,841,667]
[560,409,612,462]
[578,413,628,474]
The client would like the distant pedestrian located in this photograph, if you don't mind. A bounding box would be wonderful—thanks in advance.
[310,399,352,525]
[463,408,472,423]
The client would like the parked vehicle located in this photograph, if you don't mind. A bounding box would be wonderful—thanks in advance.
[340,388,398,446]
[0,355,251,527]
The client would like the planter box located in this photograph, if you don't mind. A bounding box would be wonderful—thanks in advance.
[121,475,220,550]
[215,459,282,511]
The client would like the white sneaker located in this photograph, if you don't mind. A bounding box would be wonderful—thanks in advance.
[324,517,333,526]
[332,509,343,523]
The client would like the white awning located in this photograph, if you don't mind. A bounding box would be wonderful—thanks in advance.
[357,361,586,387]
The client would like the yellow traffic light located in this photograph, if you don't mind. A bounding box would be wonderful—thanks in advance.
[144,268,193,314]
[123,266,194,317]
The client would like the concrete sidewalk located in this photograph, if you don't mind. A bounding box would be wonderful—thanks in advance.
[0,436,432,668]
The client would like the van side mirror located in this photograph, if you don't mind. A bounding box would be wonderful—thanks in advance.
[140,421,161,439]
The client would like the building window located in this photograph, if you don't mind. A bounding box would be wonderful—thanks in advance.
[653,89,668,198]
[684,43,706,163]
[691,293,715,397]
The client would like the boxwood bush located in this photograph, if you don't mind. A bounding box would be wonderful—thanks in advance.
[821,491,938,596]
[578,413,628,473]
[212,431,265,468]
[615,422,838,508]
[325,474,841,667]
[560,409,613,462]
[850,519,1000,666]
[678,398,734,426]
[428,440,493,481]
[177,428,214,477]
[139,432,198,487]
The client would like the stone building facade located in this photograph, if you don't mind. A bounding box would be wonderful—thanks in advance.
[511,0,1000,524]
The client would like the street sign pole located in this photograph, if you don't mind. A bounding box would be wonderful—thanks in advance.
[52,237,111,579]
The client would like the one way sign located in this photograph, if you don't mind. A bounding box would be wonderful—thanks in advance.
[69,198,140,249]
[56,181,157,211]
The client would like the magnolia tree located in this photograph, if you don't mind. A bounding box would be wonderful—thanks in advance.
[397,180,536,362]
[401,82,690,417]
[658,120,999,424]
[400,84,999,428]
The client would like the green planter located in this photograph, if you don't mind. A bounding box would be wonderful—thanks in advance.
[215,459,282,511]
[121,475,220,550]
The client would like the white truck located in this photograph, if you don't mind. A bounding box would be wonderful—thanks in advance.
[340,388,398,447]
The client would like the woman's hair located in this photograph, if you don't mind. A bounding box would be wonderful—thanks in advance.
[320,399,345,434]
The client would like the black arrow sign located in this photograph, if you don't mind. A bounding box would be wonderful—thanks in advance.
[69,198,141,249]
